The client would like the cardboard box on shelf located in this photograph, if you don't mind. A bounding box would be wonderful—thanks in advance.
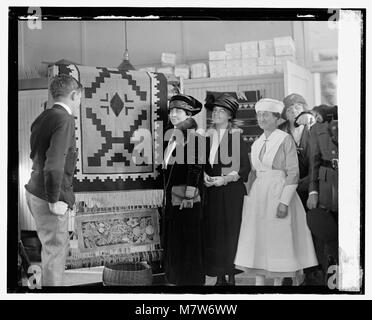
[258,56,275,66]
[209,51,226,61]
[156,66,174,75]
[226,60,242,77]
[225,42,242,52]
[258,39,275,57]
[242,58,258,67]
[242,65,258,76]
[258,65,276,75]
[161,52,177,66]
[190,63,208,79]
[273,36,295,46]
[273,36,296,56]
[241,41,259,59]
[275,46,296,56]
[275,55,296,65]
[226,51,242,60]
[139,67,156,73]
[225,43,242,60]
[209,60,227,78]
[174,65,190,79]
[226,60,242,69]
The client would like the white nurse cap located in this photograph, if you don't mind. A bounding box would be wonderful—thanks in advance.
[255,98,284,114]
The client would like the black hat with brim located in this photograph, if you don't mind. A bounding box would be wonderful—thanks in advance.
[204,93,239,118]
[169,94,202,116]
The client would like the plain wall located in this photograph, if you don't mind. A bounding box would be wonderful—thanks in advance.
[18,20,294,76]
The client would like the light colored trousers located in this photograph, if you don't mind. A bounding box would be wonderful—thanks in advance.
[25,190,69,286]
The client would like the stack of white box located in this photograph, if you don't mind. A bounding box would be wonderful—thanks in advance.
[225,43,243,77]
[273,36,297,73]
[190,63,209,79]
[241,41,259,76]
[161,53,177,66]
[174,64,190,79]
[207,36,296,79]
[156,66,174,75]
[257,39,276,74]
[157,52,177,75]
[139,67,156,73]
[208,51,227,78]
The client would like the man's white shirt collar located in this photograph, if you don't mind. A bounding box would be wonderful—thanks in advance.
[55,102,72,115]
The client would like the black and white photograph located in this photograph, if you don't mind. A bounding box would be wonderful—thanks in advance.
[3,1,368,303]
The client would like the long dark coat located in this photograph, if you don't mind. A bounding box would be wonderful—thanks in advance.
[203,130,250,277]
[162,119,205,285]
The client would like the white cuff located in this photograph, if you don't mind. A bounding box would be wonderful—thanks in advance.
[227,171,240,181]
[280,184,298,206]
[309,191,319,195]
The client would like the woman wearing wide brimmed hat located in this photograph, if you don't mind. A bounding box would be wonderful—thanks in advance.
[234,98,318,286]
[203,93,250,286]
[162,94,205,285]
[279,93,312,209]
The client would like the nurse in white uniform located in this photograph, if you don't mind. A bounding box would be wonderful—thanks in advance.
[234,98,318,286]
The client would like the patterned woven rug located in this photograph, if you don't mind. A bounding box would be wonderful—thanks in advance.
[48,64,168,207]
[66,208,162,269]
[75,209,160,252]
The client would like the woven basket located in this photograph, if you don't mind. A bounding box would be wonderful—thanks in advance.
[102,261,153,286]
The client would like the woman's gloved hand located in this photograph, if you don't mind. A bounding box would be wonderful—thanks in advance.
[204,173,215,187]
[179,199,194,210]
[212,176,225,187]
[295,111,316,129]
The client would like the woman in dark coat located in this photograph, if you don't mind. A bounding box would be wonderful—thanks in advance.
[203,94,250,286]
[162,94,205,285]
[279,93,325,286]
[278,93,312,209]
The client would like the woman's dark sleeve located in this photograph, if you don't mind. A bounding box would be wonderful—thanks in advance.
[186,132,204,187]
[238,137,251,182]
[298,128,311,192]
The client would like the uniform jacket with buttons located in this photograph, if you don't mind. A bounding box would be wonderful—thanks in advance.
[25,104,77,209]
[308,121,338,211]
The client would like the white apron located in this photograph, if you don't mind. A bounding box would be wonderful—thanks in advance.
[234,130,317,275]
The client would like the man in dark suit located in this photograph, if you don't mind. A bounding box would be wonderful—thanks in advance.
[306,105,338,285]
[25,74,82,286]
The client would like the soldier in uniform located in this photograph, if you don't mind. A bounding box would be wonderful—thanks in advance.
[305,105,338,285]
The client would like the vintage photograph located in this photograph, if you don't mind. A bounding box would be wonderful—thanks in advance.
[8,6,364,295]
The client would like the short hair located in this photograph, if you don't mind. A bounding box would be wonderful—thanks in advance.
[282,93,308,120]
[49,74,83,99]
[281,103,307,120]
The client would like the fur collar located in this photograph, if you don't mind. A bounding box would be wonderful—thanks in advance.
[174,117,198,132]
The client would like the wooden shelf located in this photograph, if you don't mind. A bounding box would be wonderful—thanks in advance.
[18,78,48,91]
[183,73,283,86]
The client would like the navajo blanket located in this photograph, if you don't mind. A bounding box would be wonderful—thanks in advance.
[67,208,162,269]
[48,65,168,207]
